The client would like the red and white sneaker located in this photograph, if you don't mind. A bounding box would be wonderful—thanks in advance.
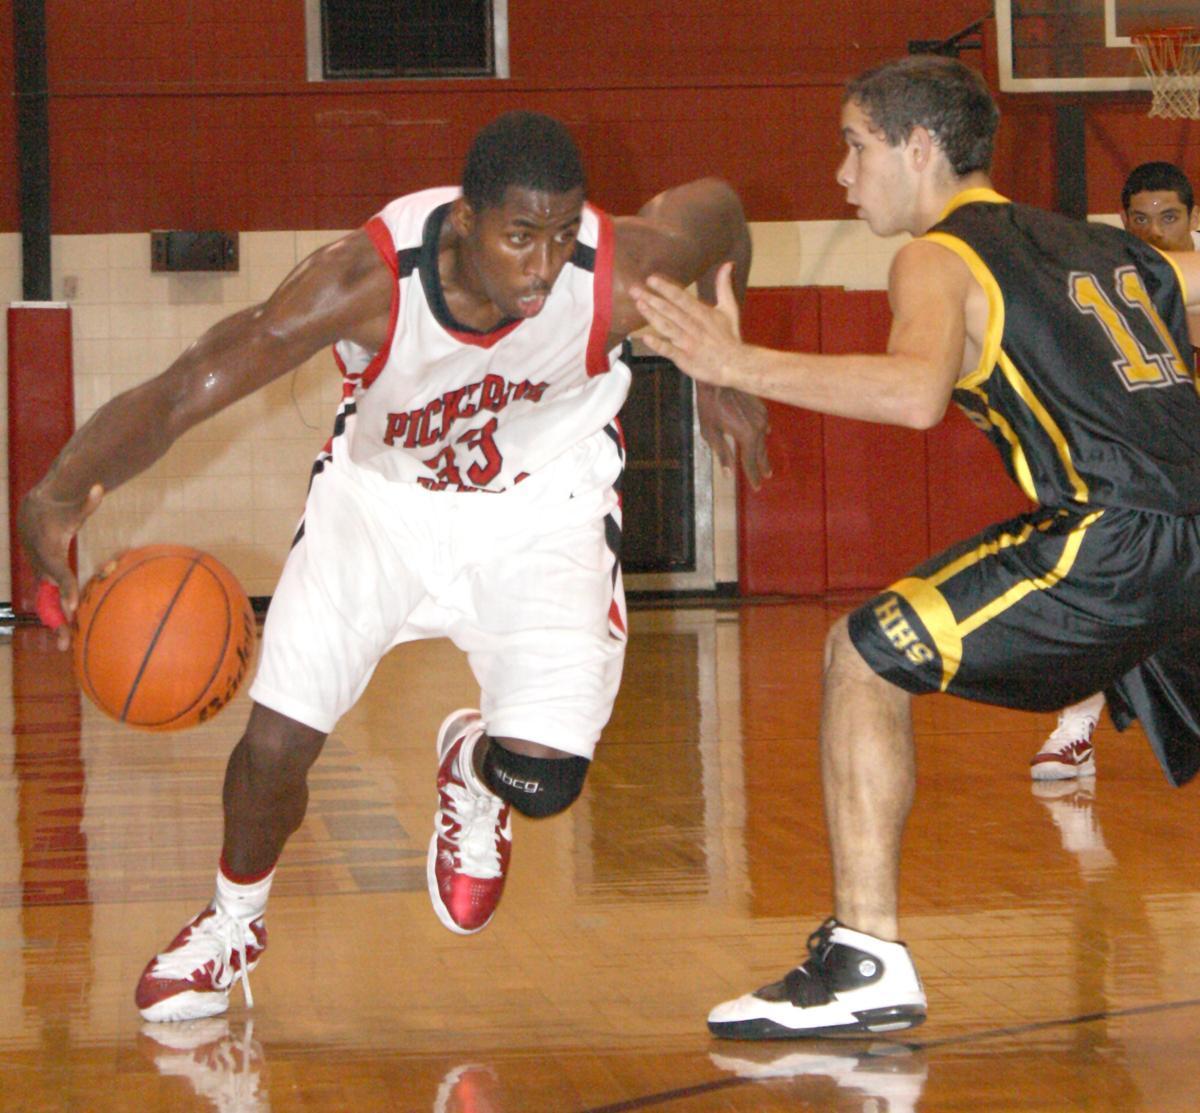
[135,904,267,1022]
[1031,695,1102,780]
[427,709,511,935]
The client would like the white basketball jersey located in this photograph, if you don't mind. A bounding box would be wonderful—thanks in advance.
[322,186,631,492]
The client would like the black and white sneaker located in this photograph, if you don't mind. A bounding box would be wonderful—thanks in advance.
[707,919,927,1040]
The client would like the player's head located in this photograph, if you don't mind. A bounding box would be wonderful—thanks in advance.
[462,111,586,210]
[838,56,998,236]
[1120,161,1197,252]
[454,112,587,320]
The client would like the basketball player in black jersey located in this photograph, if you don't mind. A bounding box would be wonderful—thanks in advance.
[1033,162,1200,779]
[634,55,1200,1039]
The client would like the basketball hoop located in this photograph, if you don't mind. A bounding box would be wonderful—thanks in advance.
[1131,27,1200,120]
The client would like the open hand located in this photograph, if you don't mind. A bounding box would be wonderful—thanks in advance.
[632,263,745,387]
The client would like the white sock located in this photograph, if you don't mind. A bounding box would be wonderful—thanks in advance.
[215,864,275,921]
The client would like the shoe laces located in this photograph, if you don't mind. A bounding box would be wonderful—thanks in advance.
[771,919,841,1006]
[805,917,839,954]
[440,781,505,879]
[1048,711,1096,746]
[151,906,256,1007]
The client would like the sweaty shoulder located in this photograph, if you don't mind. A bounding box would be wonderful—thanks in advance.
[272,227,395,355]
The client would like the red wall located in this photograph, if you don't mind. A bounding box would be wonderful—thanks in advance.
[0,2,1193,601]
[0,3,1187,234]
[738,287,1034,595]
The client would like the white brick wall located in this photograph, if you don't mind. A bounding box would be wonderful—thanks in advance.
[0,216,1051,602]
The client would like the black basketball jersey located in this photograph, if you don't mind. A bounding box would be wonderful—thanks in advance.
[928,188,1200,513]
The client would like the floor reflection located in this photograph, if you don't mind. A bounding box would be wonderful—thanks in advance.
[710,1041,928,1111]
[140,1020,268,1112]
[1,605,1199,1111]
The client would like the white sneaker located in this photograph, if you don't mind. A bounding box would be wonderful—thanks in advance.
[1031,694,1102,780]
[707,919,926,1040]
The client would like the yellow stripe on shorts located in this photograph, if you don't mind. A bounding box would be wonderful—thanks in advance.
[886,509,1103,691]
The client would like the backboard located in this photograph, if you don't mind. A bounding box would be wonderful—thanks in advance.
[996,0,1198,91]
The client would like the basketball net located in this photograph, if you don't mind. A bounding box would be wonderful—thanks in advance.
[1132,28,1200,120]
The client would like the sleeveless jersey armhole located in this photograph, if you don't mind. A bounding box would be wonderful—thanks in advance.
[364,215,399,278]
[586,208,616,377]
[357,215,403,390]
[1153,244,1191,310]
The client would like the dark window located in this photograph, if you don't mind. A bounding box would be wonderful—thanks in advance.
[619,349,696,575]
[321,0,494,79]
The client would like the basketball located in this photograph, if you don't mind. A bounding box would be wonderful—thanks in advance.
[72,544,257,731]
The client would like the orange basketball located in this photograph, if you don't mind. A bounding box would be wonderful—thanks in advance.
[73,544,257,731]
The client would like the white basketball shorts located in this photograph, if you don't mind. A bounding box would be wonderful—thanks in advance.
[249,427,627,758]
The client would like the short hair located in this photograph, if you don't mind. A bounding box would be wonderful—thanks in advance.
[844,56,999,177]
[1121,161,1194,212]
[461,111,586,210]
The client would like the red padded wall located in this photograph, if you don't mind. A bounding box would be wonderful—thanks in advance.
[926,407,1033,553]
[818,288,929,591]
[737,288,825,595]
[8,305,75,615]
[0,5,1189,234]
[735,287,1037,598]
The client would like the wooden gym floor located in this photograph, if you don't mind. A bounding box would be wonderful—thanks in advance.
[1,599,1198,1112]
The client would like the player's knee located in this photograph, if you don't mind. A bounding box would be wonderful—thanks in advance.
[481,743,590,818]
[824,615,855,672]
[242,705,326,776]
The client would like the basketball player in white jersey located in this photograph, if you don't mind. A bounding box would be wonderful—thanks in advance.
[18,111,769,1023]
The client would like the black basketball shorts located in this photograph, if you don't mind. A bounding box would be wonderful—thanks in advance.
[849,504,1200,785]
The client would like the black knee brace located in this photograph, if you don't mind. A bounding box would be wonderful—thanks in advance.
[481,743,590,818]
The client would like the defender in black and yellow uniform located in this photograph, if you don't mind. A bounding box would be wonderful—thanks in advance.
[633,54,1200,1040]
[849,189,1200,786]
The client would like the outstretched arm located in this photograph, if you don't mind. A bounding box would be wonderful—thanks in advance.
[610,179,770,488]
[19,229,394,638]
[633,237,970,430]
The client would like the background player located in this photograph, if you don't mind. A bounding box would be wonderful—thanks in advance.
[18,111,769,1023]
[1031,160,1199,780]
[634,56,1200,1038]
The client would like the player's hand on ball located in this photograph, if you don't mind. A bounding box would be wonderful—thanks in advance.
[18,482,105,650]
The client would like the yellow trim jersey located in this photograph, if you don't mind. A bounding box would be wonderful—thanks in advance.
[848,191,1200,785]
[929,189,1200,513]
